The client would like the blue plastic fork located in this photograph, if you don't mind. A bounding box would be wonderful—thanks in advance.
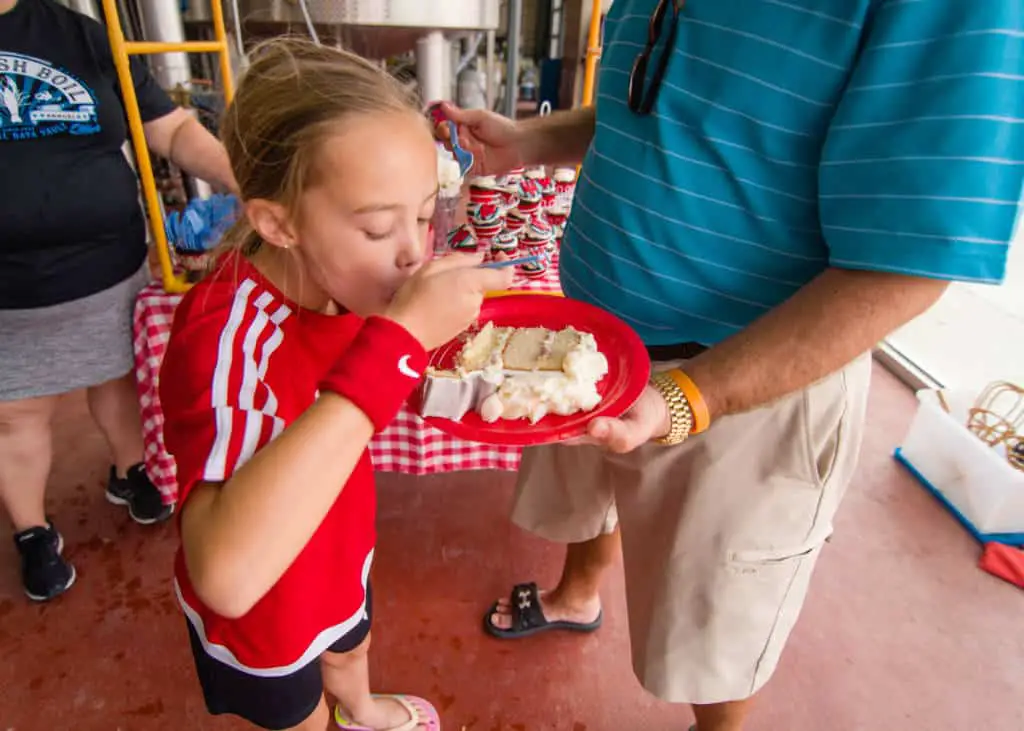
[445,121,475,177]
[480,252,548,269]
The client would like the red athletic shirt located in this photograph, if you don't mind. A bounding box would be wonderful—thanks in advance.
[161,254,378,677]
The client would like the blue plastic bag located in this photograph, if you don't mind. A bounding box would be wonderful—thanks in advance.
[166,194,241,253]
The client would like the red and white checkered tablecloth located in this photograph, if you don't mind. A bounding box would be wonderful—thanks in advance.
[133,254,563,503]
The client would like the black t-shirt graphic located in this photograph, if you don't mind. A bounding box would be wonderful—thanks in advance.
[0,0,175,308]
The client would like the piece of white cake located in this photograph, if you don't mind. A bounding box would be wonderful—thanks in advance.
[420,322,609,424]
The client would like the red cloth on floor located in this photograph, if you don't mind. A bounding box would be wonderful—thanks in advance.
[979,543,1024,590]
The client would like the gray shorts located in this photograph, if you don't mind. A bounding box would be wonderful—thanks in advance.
[0,265,150,401]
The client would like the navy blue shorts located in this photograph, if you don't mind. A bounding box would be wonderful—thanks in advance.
[186,586,372,730]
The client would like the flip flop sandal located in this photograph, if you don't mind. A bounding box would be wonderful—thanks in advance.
[483,582,603,639]
[334,694,440,731]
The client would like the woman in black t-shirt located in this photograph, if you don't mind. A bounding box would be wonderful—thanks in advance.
[0,0,236,601]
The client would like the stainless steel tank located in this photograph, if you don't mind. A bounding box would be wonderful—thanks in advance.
[219,0,501,29]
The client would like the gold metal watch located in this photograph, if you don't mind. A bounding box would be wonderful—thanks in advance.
[649,371,694,446]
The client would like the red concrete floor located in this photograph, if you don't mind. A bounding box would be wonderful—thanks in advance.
[0,363,1021,731]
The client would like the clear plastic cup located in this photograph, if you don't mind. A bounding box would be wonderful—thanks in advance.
[431,194,461,255]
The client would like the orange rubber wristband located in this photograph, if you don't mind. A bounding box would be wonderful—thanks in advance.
[667,369,710,434]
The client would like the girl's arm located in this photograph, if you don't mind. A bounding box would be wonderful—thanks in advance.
[179,313,427,619]
[175,258,513,619]
[180,393,373,619]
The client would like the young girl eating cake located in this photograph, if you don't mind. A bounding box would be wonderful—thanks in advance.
[160,39,512,731]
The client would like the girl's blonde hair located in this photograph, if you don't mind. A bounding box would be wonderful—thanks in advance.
[220,37,422,254]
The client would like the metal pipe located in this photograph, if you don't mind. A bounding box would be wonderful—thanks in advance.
[416,30,449,103]
[181,0,212,22]
[485,29,496,110]
[229,0,246,68]
[550,0,565,58]
[135,0,192,89]
[504,0,522,118]
[455,32,483,76]
[297,0,321,45]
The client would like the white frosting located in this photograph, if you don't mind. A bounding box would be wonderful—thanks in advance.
[524,166,547,180]
[469,175,499,188]
[553,167,577,183]
[436,147,463,197]
[563,335,609,382]
[479,371,604,424]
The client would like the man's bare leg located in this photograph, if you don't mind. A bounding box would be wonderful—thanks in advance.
[490,527,620,629]
[692,699,752,731]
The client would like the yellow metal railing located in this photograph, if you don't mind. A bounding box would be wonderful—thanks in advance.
[575,0,604,179]
[101,0,234,294]
[581,0,603,107]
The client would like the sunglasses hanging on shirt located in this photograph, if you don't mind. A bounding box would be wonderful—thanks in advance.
[628,0,686,115]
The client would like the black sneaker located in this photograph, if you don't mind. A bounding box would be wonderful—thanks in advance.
[14,522,76,602]
[105,464,173,525]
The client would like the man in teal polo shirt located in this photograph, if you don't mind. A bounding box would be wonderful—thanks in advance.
[441,1,1021,728]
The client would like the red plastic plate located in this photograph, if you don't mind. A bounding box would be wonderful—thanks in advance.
[415,294,651,446]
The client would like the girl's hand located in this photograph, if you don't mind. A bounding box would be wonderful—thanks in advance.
[435,102,524,177]
[386,253,514,351]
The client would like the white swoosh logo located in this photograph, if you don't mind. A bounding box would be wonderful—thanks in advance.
[397,355,421,380]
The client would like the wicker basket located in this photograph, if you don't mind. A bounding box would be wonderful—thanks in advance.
[967,381,1024,471]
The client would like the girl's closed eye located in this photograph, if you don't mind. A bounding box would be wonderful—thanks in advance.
[360,212,397,241]
[364,228,394,241]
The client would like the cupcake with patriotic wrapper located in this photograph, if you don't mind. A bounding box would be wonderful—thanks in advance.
[168,212,213,281]
[468,175,503,206]
[553,166,577,204]
[520,216,554,251]
[500,182,520,211]
[516,179,543,217]
[468,201,504,242]
[546,205,569,238]
[540,176,558,209]
[505,208,530,237]
[447,224,478,253]
[519,252,549,278]
[524,165,554,205]
[491,229,520,257]
[502,166,526,186]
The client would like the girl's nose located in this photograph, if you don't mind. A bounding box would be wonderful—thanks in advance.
[396,226,427,269]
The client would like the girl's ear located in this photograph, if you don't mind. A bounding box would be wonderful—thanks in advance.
[246,199,298,250]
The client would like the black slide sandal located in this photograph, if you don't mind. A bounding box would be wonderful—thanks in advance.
[483,582,603,639]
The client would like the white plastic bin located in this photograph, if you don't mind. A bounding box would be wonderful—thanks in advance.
[899,389,1024,537]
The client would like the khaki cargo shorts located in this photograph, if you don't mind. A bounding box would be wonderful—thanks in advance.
[511,354,872,705]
